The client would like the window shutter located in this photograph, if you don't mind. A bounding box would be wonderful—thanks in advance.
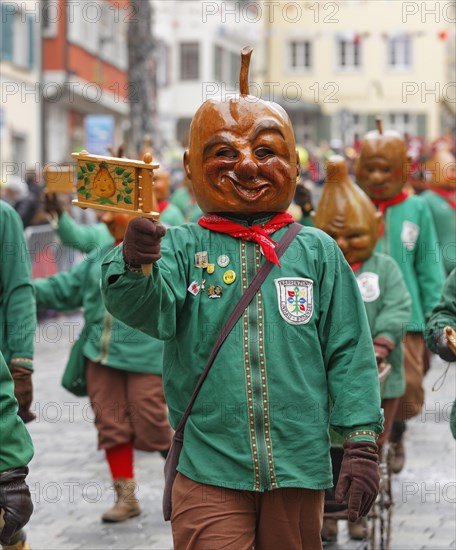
[28,15,34,69]
[1,3,14,61]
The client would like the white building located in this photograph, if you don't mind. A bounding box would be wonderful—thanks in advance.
[152,0,260,148]
[0,0,41,182]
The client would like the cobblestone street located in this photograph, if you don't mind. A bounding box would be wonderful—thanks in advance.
[25,313,455,550]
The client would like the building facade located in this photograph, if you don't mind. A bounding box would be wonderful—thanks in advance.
[42,0,130,164]
[152,0,259,148]
[259,0,455,145]
[1,0,41,181]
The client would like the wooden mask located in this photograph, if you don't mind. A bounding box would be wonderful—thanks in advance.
[314,155,382,264]
[184,47,300,214]
[425,147,456,189]
[355,118,408,200]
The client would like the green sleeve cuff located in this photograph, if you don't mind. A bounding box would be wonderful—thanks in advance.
[10,357,34,371]
[347,435,377,444]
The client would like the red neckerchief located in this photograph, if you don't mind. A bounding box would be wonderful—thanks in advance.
[198,212,294,266]
[371,190,409,236]
[428,187,456,210]
[115,239,122,246]
[350,262,363,272]
[158,200,169,214]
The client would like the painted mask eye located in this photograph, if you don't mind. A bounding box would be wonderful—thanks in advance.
[255,147,274,159]
[215,148,237,159]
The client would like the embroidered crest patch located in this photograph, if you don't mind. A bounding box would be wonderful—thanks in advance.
[274,278,314,325]
[401,220,420,251]
[356,272,380,302]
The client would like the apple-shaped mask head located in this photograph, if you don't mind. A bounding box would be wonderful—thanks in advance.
[355,117,408,200]
[184,47,300,214]
[314,155,382,265]
[425,147,456,190]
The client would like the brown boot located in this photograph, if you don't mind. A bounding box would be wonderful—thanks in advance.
[348,519,366,540]
[390,421,406,473]
[102,478,141,522]
[0,520,30,550]
[2,542,31,550]
[321,518,338,542]
[391,437,405,474]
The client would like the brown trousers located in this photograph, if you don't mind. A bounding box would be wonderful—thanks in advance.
[395,333,426,421]
[377,397,400,448]
[86,360,172,451]
[171,473,324,550]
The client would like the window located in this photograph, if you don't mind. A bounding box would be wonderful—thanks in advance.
[289,41,312,70]
[332,111,365,146]
[12,133,27,167]
[337,37,361,69]
[180,43,199,81]
[214,45,223,82]
[1,4,35,69]
[388,35,411,69]
[156,42,171,88]
[230,51,239,87]
[386,112,416,135]
[42,0,57,37]
[1,3,14,61]
[13,16,28,68]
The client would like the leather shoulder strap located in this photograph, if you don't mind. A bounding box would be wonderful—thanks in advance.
[174,222,302,434]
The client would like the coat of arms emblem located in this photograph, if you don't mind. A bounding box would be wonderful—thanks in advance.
[274,278,314,325]
[356,272,380,302]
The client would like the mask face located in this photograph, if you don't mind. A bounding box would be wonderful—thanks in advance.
[314,157,381,264]
[153,169,170,201]
[184,98,300,214]
[317,204,380,264]
[101,212,133,241]
[356,135,408,200]
[425,149,456,189]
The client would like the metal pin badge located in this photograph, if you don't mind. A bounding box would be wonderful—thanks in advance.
[223,270,236,285]
[217,255,230,268]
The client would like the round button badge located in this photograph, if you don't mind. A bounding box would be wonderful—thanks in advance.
[217,255,230,268]
[223,270,236,285]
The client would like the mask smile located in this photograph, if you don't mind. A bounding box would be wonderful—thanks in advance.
[221,175,270,200]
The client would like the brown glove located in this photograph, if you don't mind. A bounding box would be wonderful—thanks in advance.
[122,218,166,266]
[335,440,379,522]
[10,365,33,415]
[445,326,456,356]
[373,337,393,367]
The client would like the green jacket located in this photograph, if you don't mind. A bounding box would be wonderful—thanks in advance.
[0,350,34,471]
[160,202,185,227]
[424,268,456,438]
[375,195,445,332]
[420,190,456,276]
[34,245,164,374]
[0,201,36,369]
[355,253,411,399]
[425,268,456,354]
[56,212,113,253]
[57,206,184,249]
[102,221,383,491]
[170,187,203,223]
